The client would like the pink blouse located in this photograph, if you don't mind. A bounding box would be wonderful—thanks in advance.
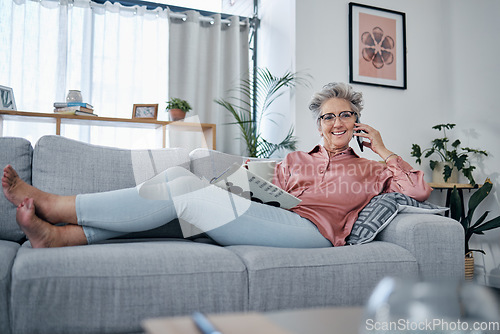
[273,145,432,246]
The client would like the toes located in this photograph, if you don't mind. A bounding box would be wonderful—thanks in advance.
[3,165,17,179]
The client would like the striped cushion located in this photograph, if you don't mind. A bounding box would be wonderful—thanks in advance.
[347,192,447,245]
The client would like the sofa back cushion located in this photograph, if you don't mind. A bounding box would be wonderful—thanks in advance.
[32,135,191,239]
[32,135,191,193]
[0,137,33,242]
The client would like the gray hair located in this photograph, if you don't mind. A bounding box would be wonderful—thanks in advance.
[309,82,364,129]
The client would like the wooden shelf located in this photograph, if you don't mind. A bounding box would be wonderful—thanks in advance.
[429,182,482,218]
[0,110,216,149]
[428,182,479,189]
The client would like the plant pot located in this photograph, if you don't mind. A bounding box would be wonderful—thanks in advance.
[465,251,474,280]
[169,109,186,121]
[432,161,458,183]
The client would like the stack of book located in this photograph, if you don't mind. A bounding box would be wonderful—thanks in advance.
[53,102,97,116]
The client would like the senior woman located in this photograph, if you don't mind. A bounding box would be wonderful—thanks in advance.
[2,82,431,248]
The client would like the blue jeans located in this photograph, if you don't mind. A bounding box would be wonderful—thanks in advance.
[77,167,332,248]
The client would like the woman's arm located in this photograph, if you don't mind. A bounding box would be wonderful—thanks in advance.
[382,157,432,201]
[354,122,431,201]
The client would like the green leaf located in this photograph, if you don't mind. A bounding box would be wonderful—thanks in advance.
[411,144,422,159]
[451,139,461,148]
[461,166,476,186]
[432,123,455,131]
[425,149,435,159]
[470,211,489,230]
[473,216,500,233]
[432,138,448,151]
[463,147,488,156]
[449,186,463,222]
[466,180,492,222]
[443,164,453,182]
[429,160,438,170]
[453,154,467,170]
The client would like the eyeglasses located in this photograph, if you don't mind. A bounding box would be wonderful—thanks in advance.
[318,111,356,124]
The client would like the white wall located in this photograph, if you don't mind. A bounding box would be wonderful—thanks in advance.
[260,0,500,286]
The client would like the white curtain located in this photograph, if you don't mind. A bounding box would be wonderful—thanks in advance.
[168,10,249,155]
[0,0,169,148]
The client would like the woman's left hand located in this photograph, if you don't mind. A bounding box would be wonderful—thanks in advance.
[354,123,393,160]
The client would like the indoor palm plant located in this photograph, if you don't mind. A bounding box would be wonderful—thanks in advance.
[166,97,192,121]
[411,123,487,185]
[215,68,310,158]
[450,178,500,279]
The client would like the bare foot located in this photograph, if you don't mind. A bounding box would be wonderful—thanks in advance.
[2,165,32,206]
[16,198,87,248]
[16,198,56,248]
[3,165,77,225]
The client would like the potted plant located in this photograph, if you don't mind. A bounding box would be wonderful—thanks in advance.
[166,97,192,121]
[411,123,487,185]
[215,67,310,158]
[449,178,500,279]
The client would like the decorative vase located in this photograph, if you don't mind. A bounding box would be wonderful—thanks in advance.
[169,109,186,121]
[66,90,83,103]
[432,161,458,183]
[465,251,474,280]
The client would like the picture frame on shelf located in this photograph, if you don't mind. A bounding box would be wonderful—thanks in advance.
[132,104,158,120]
[0,85,17,110]
[349,3,407,89]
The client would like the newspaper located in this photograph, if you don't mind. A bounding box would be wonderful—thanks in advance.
[210,163,301,210]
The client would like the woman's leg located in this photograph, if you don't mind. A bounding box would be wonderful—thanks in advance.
[76,166,331,247]
[207,203,331,248]
[162,169,332,248]
[6,164,331,248]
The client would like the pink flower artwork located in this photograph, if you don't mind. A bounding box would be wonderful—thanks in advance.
[358,12,397,80]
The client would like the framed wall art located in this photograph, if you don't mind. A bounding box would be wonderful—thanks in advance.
[132,104,158,120]
[349,3,407,89]
[0,85,17,110]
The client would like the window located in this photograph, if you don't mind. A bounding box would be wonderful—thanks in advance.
[0,0,253,153]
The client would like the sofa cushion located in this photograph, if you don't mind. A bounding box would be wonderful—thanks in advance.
[227,241,418,311]
[0,137,33,242]
[0,240,20,334]
[10,240,247,334]
[32,135,191,239]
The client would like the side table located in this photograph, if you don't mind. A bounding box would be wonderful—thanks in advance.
[428,182,481,217]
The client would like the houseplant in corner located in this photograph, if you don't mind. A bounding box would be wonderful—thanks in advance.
[450,178,500,280]
[166,97,192,121]
[411,123,487,185]
[215,67,310,158]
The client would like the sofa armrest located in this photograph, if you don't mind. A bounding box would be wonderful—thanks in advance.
[376,213,464,280]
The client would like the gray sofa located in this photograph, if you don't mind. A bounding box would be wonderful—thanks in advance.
[0,135,464,334]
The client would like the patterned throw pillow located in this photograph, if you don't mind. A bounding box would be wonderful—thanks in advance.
[347,192,448,245]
